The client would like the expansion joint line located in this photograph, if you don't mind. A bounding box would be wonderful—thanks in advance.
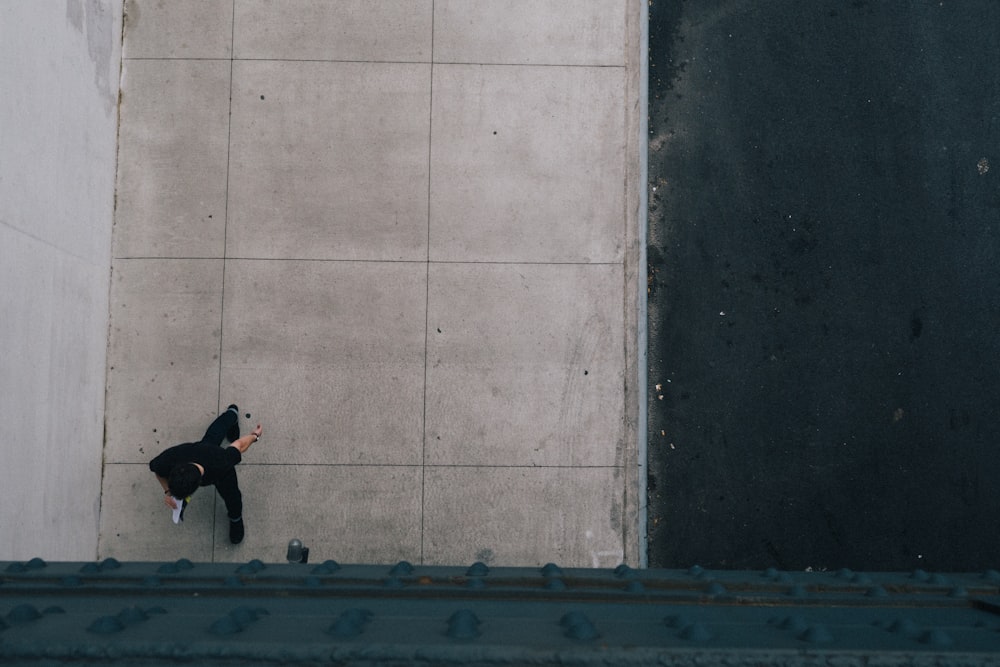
[420,0,436,567]
[210,0,238,562]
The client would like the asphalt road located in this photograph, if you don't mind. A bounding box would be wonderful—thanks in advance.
[647,0,1000,571]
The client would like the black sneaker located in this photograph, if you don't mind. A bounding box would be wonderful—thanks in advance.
[226,405,240,443]
[229,518,245,545]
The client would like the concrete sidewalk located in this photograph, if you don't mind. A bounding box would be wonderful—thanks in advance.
[99,0,643,567]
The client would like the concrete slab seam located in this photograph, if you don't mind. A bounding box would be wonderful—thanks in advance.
[232,464,627,469]
[123,57,233,62]
[96,0,130,563]
[210,0,238,562]
[112,258,626,265]
[419,0,437,566]
[123,58,626,68]
[637,0,650,569]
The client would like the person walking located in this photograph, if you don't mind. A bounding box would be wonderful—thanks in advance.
[149,404,262,544]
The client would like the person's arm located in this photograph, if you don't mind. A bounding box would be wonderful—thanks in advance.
[151,454,178,509]
[229,424,263,454]
[156,474,178,509]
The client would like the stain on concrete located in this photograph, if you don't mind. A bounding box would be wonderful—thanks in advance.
[123,0,139,33]
[66,0,84,32]
[66,0,118,116]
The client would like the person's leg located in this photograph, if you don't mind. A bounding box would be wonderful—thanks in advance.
[214,469,243,520]
[214,468,245,544]
[201,405,239,446]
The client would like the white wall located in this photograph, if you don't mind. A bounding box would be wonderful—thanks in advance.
[0,0,121,560]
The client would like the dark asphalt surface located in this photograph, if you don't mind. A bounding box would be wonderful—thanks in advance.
[647,0,1000,571]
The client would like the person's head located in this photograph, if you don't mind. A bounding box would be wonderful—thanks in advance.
[167,463,202,499]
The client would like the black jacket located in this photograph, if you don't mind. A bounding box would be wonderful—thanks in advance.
[149,442,242,486]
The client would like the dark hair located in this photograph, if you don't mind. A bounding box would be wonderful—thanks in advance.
[167,463,202,499]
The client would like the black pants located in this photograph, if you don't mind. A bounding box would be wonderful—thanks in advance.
[199,408,242,520]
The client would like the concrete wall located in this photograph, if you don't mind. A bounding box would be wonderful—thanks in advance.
[0,1,121,560]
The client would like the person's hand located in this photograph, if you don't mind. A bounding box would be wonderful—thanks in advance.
[231,424,264,453]
[164,493,178,510]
